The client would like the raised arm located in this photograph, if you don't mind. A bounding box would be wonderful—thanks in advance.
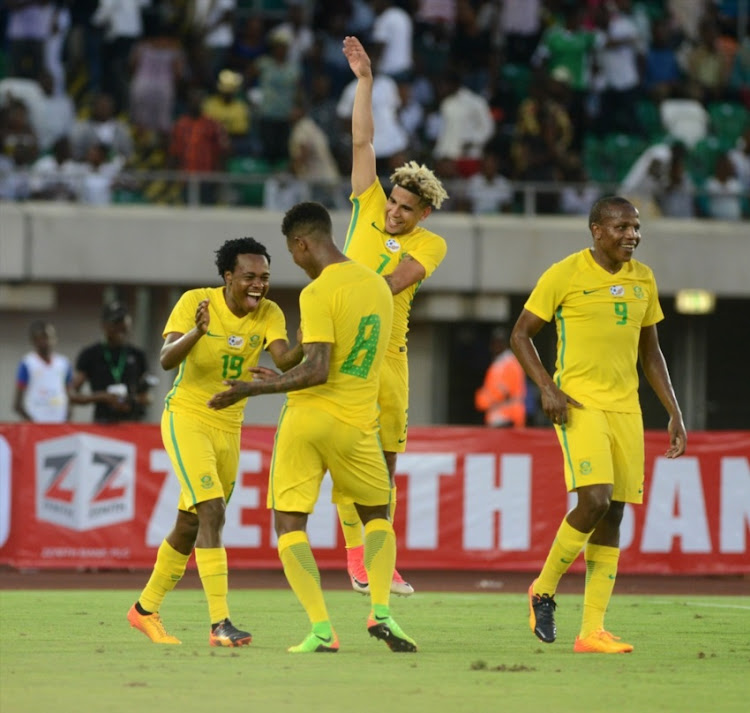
[638,324,686,458]
[343,36,377,196]
[266,338,304,372]
[159,298,210,371]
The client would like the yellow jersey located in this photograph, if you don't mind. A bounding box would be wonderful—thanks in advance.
[524,248,664,413]
[163,286,288,430]
[344,180,447,355]
[287,260,393,430]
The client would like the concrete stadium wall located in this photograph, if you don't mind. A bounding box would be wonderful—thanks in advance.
[0,201,747,427]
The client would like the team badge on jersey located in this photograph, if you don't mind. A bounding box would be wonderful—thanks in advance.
[633,285,644,299]
[249,335,261,347]
[227,335,244,348]
[385,238,400,252]
[610,285,625,297]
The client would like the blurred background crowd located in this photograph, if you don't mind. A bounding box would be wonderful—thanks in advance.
[0,0,748,218]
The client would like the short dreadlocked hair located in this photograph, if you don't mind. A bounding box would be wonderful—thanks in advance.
[390,161,449,209]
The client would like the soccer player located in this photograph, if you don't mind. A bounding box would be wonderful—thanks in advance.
[209,201,416,654]
[127,237,302,646]
[337,35,449,596]
[510,196,687,653]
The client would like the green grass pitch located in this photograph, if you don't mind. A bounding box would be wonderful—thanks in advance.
[1,589,748,713]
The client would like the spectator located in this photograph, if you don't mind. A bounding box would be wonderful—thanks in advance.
[184,0,236,87]
[13,319,73,423]
[432,70,496,176]
[451,0,493,94]
[371,0,414,81]
[655,141,695,218]
[728,31,750,107]
[594,0,645,136]
[475,326,527,427]
[77,142,125,205]
[287,101,343,209]
[684,18,729,104]
[68,300,154,424]
[0,100,37,200]
[69,92,134,162]
[35,70,76,153]
[560,159,602,215]
[202,69,251,155]
[169,87,229,204]
[462,151,513,214]
[5,0,48,79]
[128,17,186,136]
[0,67,75,151]
[271,0,315,67]
[728,126,750,189]
[532,4,599,149]
[251,25,301,163]
[644,16,685,103]
[28,136,81,201]
[42,0,72,96]
[703,152,744,220]
[227,15,267,75]
[497,0,543,65]
[92,0,149,113]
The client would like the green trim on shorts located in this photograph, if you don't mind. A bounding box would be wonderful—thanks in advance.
[268,401,289,510]
[559,422,576,489]
[168,411,197,505]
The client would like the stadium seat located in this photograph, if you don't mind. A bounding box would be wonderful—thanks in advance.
[707,102,750,146]
[687,135,733,183]
[227,157,277,206]
[602,133,650,182]
[635,98,665,142]
[501,64,532,104]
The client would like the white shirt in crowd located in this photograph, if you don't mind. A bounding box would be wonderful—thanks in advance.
[433,86,495,160]
[704,176,744,221]
[16,351,72,423]
[465,172,513,214]
[372,5,413,77]
[337,74,408,158]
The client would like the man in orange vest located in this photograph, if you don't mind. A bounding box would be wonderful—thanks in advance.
[475,326,527,427]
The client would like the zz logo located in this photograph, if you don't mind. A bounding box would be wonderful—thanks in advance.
[43,453,76,503]
[91,453,127,502]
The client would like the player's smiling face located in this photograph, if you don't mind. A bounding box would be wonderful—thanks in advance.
[225,253,270,315]
[384,186,431,235]
[591,204,641,272]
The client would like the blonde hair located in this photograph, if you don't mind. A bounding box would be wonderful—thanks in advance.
[390,161,449,210]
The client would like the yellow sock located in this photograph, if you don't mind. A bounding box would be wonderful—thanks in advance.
[278,530,329,625]
[337,500,364,549]
[195,547,229,625]
[138,540,190,613]
[535,518,591,596]
[364,519,396,608]
[580,543,620,637]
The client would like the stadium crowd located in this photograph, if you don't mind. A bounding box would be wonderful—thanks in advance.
[0,0,748,218]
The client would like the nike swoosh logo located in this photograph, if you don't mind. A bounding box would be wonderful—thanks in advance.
[317,634,333,643]
[397,438,406,444]
[608,574,616,580]
[342,520,359,527]
[206,331,223,338]
[560,557,573,563]
[374,616,389,623]
[582,289,602,295]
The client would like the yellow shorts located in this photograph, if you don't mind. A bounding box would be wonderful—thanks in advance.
[554,408,645,504]
[161,409,240,511]
[267,404,391,513]
[378,352,409,452]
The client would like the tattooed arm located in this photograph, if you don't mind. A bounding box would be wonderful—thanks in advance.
[207,342,330,410]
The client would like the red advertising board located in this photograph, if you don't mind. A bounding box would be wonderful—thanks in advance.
[0,424,748,574]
